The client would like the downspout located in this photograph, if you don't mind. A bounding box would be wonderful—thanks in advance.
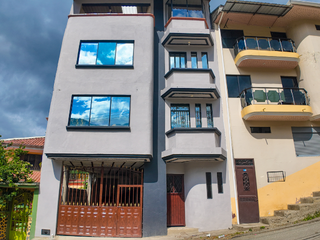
[216,11,240,225]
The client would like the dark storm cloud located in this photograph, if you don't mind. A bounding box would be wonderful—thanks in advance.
[0,1,72,139]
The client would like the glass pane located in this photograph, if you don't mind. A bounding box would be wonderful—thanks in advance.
[172,7,188,17]
[239,76,252,95]
[180,55,186,68]
[188,9,203,18]
[258,39,269,50]
[201,53,208,69]
[90,97,111,126]
[97,42,116,65]
[115,43,133,65]
[110,97,130,126]
[226,75,240,98]
[191,53,197,69]
[78,43,98,65]
[175,56,180,68]
[170,56,175,69]
[206,104,213,128]
[270,39,281,51]
[70,97,92,126]
[246,38,258,49]
[195,104,202,128]
[171,104,190,128]
[281,40,293,52]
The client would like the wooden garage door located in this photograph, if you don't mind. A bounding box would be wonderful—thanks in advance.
[57,164,143,237]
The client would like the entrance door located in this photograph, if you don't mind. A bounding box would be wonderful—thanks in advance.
[167,174,185,226]
[235,159,259,223]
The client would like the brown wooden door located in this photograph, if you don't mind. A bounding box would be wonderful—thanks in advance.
[167,174,185,226]
[235,159,260,223]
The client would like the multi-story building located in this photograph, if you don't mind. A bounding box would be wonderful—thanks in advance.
[35,0,231,238]
[212,0,320,224]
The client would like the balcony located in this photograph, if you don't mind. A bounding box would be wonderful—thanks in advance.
[161,128,227,162]
[161,68,219,99]
[233,37,300,68]
[162,18,213,47]
[240,87,313,121]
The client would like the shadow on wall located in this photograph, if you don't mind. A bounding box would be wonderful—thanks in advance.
[184,161,227,198]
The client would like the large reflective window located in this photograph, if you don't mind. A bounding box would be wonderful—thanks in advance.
[78,43,98,65]
[78,42,133,66]
[110,97,130,126]
[115,43,134,65]
[97,42,116,65]
[169,0,203,18]
[70,97,91,126]
[169,53,186,69]
[90,97,111,126]
[69,96,130,127]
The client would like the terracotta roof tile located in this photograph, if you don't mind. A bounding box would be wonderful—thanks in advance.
[30,171,41,183]
[2,136,45,148]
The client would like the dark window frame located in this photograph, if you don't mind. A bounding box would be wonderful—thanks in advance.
[226,75,252,98]
[217,172,223,193]
[169,52,187,69]
[76,40,134,68]
[206,172,213,199]
[201,52,208,69]
[206,104,214,128]
[67,94,131,129]
[316,25,320,31]
[195,104,202,128]
[221,29,244,48]
[170,104,190,129]
[250,127,271,133]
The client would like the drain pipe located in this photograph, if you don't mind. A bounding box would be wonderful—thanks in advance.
[216,12,240,225]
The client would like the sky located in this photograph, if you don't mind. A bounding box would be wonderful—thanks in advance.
[0,0,319,139]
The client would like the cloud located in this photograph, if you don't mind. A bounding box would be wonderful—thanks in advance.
[0,0,72,139]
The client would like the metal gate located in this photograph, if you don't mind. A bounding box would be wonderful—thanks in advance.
[57,164,143,237]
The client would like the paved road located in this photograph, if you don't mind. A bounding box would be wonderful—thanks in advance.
[233,220,320,240]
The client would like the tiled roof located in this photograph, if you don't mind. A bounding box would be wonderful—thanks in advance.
[30,171,41,183]
[2,136,45,148]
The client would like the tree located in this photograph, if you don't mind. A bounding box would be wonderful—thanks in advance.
[0,136,34,206]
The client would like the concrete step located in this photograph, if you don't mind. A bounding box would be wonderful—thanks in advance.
[274,209,299,217]
[288,203,313,211]
[233,222,268,231]
[301,197,314,203]
[313,191,320,197]
[260,216,287,226]
[167,227,199,236]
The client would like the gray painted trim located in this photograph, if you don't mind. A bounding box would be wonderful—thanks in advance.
[162,33,214,46]
[161,88,220,99]
[165,127,222,136]
[164,68,215,79]
[66,126,130,131]
[163,154,227,162]
[75,65,134,69]
[46,153,152,161]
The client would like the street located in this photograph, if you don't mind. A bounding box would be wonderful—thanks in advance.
[232,220,320,240]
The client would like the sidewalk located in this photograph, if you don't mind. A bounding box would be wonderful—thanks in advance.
[33,217,320,240]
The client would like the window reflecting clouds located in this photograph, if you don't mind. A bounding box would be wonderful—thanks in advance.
[70,97,91,126]
[110,97,130,126]
[78,43,98,65]
[78,41,134,66]
[69,96,130,127]
[115,43,134,65]
[171,104,190,128]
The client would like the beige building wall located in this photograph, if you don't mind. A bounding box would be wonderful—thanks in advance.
[215,19,320,224]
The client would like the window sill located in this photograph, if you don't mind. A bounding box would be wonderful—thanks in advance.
[164,68,215,79]
[75,64,134,69]
[165,127,221,136]
[66,126,130,131]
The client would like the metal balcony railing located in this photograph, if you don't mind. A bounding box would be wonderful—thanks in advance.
[240,87,309,108]
[234,36,297,56]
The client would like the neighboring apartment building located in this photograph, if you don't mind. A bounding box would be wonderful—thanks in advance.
[212,0,320,224]
[35,0,231,238]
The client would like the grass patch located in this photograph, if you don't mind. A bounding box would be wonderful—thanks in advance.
[260,226,265,229]
[303,211,320,221]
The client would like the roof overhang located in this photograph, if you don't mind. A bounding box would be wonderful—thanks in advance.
[162,33,213,47]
